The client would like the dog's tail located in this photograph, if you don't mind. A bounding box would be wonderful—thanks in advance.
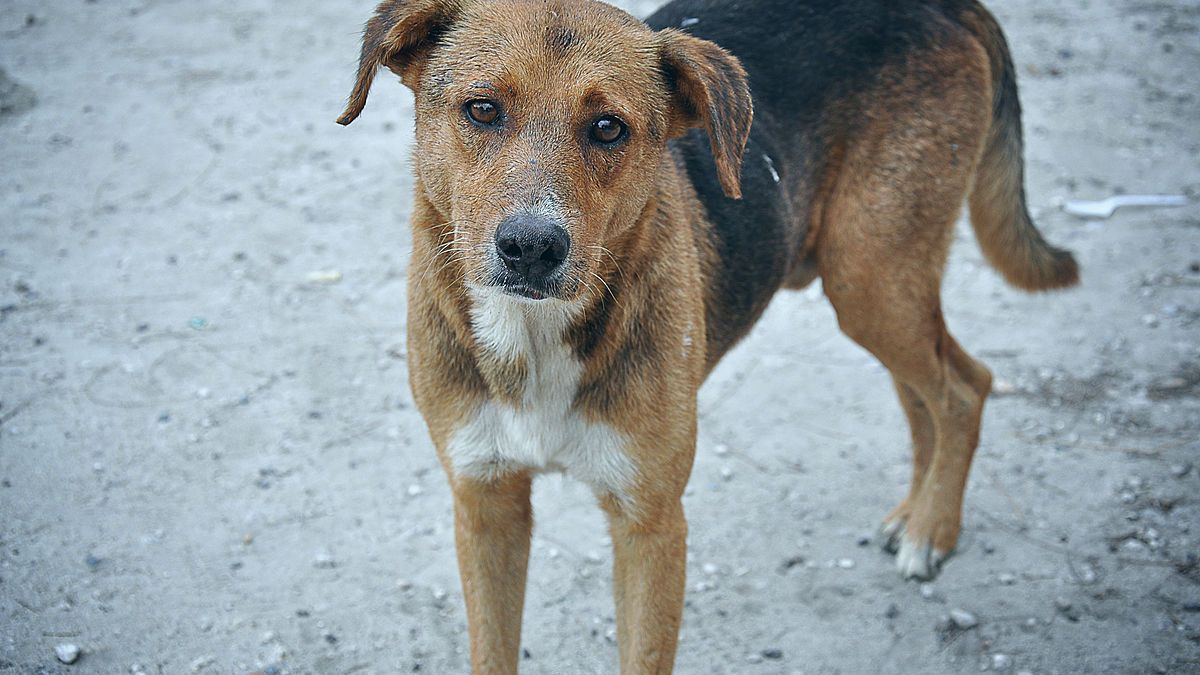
[957,3,1079,292]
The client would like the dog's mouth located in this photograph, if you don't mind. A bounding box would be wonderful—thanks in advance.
[504,284,548,300]
[489,268,569,301]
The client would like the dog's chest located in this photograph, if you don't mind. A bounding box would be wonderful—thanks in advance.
[445,289,635,496]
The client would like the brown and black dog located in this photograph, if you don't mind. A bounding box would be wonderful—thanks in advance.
[337,0,1077,671]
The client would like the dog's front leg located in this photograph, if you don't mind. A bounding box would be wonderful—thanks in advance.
[601,473,689,674]
[452,472,533,675]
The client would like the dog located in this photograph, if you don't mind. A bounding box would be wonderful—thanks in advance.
[337,0,1078,671]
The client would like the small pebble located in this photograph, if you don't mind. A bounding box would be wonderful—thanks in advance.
[1121,539,1146,553]
[313,551,337,569]
[949,609,978,630]
[1171,463,1192,478]
[1055,596,1081,622]
[55,644,81,664]
[1079,565,1098,584]
[306,270,342,284]
[836,558,855,569]
[998,572,1017,585]
[993,379,1017,395]
[702,562,720,575]
[746,653,763,664]
[407,484,423,497]
[992,653,1012,671]
[919,583,936,599]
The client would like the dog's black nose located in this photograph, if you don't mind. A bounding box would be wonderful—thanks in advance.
[495,214,570,280]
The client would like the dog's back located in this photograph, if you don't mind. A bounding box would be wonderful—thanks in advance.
[647,0,1078,365]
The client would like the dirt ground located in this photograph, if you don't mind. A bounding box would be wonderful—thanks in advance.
[1,0,1198,673]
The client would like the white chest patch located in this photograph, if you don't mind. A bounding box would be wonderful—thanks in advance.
[446,286,636,499]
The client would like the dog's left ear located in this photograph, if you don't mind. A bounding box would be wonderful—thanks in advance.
[657,29,753,199]
[337,0,463,125]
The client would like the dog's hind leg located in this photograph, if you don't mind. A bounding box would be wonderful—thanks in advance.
[820,230,993,579]
[878,379,936,553]
[814,26,995,580]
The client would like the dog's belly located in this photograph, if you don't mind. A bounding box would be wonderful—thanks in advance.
[445,287,637,498]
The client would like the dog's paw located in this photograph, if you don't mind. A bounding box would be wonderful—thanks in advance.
[878,500,913,554]
[894,530,947,580]
[879,499,957,580]
[879,517,905,554]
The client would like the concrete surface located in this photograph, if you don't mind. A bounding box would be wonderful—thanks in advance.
[1,0,1198,673]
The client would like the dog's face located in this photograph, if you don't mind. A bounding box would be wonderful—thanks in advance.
[339,0,751,302]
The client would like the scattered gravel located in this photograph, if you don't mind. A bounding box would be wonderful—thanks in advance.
[1,1,1196,673]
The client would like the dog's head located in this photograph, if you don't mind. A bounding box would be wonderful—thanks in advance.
[339,0,751,302]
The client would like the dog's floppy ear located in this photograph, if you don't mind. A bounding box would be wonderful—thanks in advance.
[656,29,753,199]
[337,0,463,125]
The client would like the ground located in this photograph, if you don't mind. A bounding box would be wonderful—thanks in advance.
[1,1,1198,673]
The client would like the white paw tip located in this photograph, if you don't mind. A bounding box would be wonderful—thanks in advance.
[896,536,947,580]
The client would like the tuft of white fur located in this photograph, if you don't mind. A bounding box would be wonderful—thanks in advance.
[446,285,637,501]
[894,526,946,580]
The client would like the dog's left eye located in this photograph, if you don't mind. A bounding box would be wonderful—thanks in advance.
[590,116,626,144]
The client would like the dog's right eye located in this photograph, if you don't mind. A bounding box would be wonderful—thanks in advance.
[465,99,500,126]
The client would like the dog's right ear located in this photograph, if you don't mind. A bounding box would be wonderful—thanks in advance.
[337,0,463,125]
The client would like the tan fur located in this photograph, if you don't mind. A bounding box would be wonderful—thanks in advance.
[337,1,1075,671]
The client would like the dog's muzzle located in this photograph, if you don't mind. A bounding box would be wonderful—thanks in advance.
[493,213,570,299]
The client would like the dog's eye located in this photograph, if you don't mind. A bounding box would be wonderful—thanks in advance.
[465,99,500,126]
[590,116,626,144]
